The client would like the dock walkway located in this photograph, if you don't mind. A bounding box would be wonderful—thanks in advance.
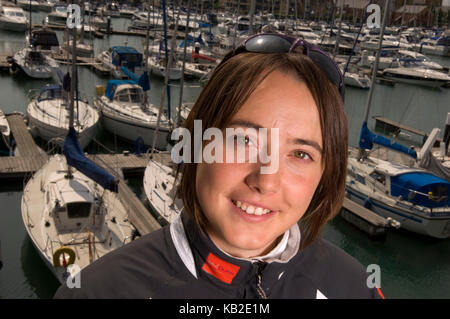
[0,113,48,179]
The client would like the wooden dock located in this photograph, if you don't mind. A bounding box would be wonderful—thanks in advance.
[0,113,48,179]
[90,154,161,236]
[340,197,399,238]
[52,52,111,76]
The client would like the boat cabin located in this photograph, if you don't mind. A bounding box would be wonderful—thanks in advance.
[47,174,105,232]
[29,28,59,51]
[25,50,46,66]
[366,163,450,209]
[1,6,27,19]
[105,80,144,104]
[111,46,143,72]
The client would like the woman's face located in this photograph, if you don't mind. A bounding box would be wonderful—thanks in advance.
[196,71,324,258]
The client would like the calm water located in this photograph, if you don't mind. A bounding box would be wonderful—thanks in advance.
[0,15,449,299]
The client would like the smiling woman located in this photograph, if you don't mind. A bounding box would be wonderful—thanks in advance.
[54,34,384,299]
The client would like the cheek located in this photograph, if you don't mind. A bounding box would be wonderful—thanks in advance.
[283,168,323,214]
[196,163,248,208]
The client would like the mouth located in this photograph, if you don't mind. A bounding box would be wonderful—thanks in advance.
[230,199,274,216]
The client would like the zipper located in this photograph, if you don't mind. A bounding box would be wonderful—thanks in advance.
[256,262,268,299]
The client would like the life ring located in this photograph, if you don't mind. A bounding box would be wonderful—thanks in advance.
[53,246,76,268]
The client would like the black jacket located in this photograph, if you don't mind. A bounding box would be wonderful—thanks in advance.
[54,212,384,299]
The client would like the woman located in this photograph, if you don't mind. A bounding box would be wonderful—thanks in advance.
[54,34,384,299]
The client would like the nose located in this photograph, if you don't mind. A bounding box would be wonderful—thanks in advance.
[244,162,281,195]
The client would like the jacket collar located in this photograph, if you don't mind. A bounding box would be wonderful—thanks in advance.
[170,212,301,288]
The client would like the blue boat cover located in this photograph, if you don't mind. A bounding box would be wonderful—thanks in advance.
[63,127,118,192]
[359,122,417,159]
[105,79,135,101]
[37,84,62,101]
[390,172,450,208]
[111,46,143,71]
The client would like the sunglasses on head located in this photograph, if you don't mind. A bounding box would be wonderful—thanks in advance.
[218,33,345,101]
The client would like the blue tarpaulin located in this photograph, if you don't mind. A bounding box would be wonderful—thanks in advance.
[111,46,143,71]
[390,172,449,208]
[105,79,135,101]
[63,127,118,192]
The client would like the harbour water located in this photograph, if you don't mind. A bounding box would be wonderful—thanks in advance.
[0,14,449,299]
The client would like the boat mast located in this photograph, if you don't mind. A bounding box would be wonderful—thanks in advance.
[177,0,191,128]
[150,0,180,157]
[144,0,150,105]
[362,0,390,125]
[359,0,390,158]
[29,0,32,38]
[66,0,78,178]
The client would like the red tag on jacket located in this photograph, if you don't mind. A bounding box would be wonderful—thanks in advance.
[202,253,240,284]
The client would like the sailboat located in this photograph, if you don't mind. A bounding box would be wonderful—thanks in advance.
[26,83,99,149]
[346,1,450,239]
[143,156,182,226]
[21,24,137,285]
[93,68,171,149]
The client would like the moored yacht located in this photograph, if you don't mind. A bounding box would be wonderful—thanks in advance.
[0,6,29,32]
[12,47,59,79]
[346,151,450,239]
[26,84,99,149]
[382,67,450,88]
[97,46,143,79]
[143,157,182,225]
[94,79,171,149]
[21,152,136,284]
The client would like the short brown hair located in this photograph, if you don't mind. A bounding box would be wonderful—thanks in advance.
[178,52,348,250]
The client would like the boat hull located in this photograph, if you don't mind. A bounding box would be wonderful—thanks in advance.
[100,108,170,150]
[0,19,28,32]
[383,73,448,88]
[346,185,450,239]
[27,115,97,149]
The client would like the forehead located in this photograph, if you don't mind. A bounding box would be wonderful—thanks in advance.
[231,71,322,144]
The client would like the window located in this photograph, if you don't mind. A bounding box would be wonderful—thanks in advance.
[129,88,142,103]
[370,171,386,185]
[67,202,91,219]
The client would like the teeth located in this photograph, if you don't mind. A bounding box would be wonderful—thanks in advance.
[233,200,272,216]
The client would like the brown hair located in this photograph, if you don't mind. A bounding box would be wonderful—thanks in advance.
[177,52,348,250]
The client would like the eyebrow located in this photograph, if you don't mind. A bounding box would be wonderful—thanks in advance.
[228,120,323,155]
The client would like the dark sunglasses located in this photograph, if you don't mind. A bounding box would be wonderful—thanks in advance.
[218,33,345,101]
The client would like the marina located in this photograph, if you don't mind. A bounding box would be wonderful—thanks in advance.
[0,0,449,299]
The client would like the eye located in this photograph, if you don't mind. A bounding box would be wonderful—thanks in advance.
[235,135,253,146]
[293,150,313,161]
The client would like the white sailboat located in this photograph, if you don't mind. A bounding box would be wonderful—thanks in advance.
[143,157,182,225]
[12,47,59,79]
[346,0,450,239]
[21,153,137,284]
[93,78,171,149]
[26,84,99,149]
